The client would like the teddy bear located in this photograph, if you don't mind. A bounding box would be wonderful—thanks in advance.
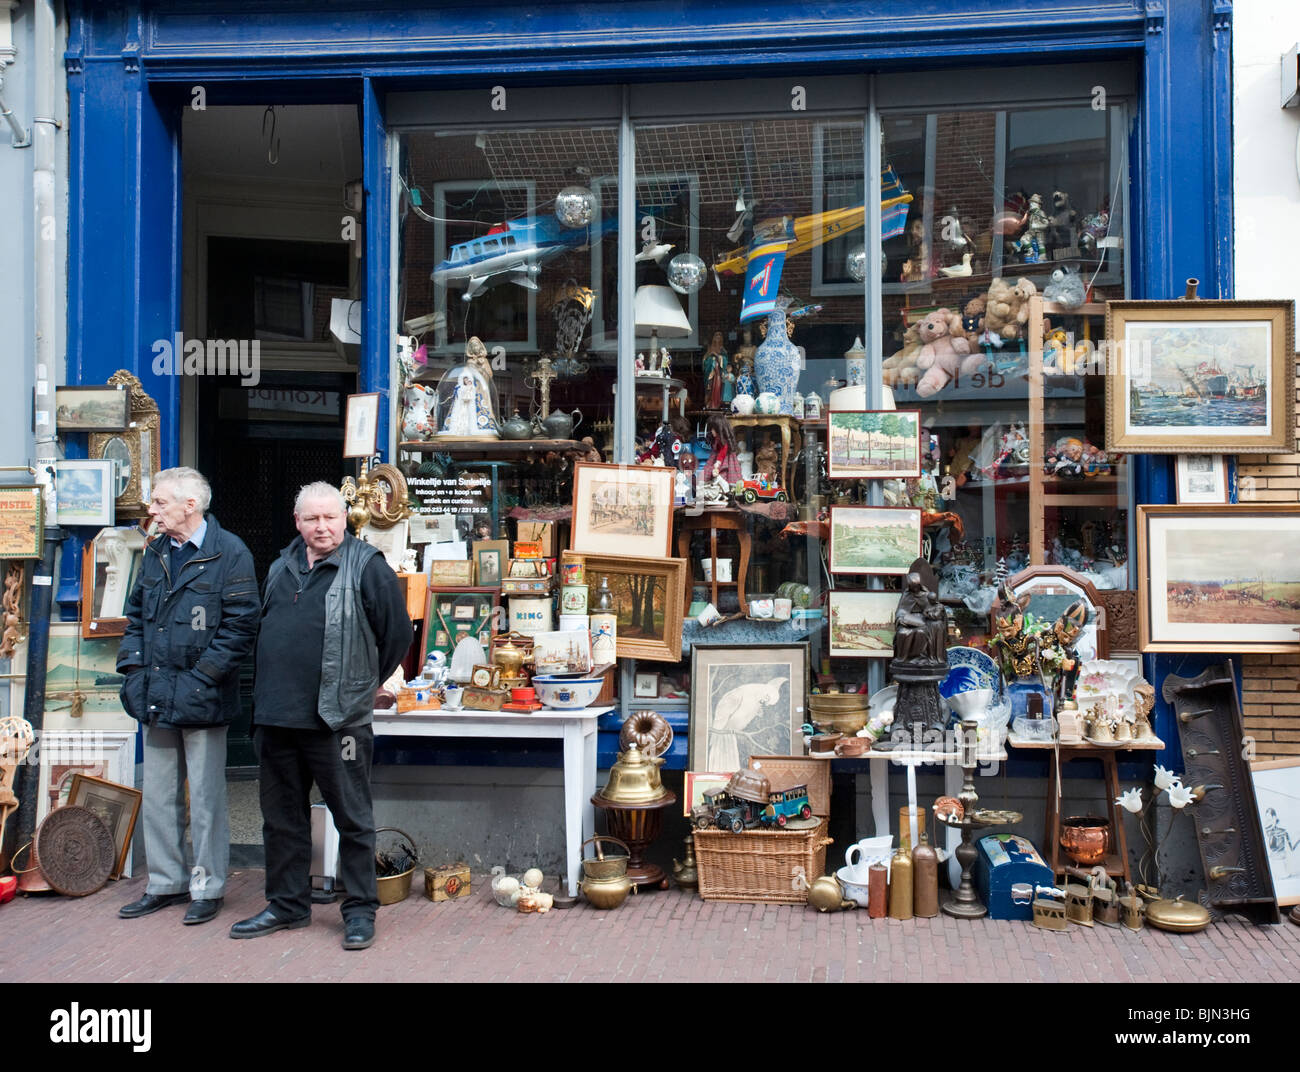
[983,277,1037,342]
[914,308,984,398]
[961,293,986,349]
[882,322,924,387]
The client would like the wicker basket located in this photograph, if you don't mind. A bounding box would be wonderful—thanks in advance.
[694,818,832,904]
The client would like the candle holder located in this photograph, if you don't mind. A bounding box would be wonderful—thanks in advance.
[938,718,1022,919]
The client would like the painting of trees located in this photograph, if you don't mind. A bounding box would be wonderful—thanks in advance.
[828,409,920,478]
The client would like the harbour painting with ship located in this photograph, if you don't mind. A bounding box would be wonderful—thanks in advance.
[1125,320,1272,435]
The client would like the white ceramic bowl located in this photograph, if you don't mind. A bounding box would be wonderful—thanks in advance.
[532,676,603,710]
[835,867,872,909]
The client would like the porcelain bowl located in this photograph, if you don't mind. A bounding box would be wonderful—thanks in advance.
[532,676,603,710]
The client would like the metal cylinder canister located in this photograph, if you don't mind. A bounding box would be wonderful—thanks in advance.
[888,845,913,921]
[868,863,888,919]
[912,832,939,918]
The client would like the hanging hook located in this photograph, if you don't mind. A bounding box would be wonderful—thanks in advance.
[262,105,279,166]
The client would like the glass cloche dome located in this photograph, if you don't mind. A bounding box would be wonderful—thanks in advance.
[433,336,501,440]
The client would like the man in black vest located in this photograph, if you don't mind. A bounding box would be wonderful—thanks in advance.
[117,467,260,926]
[230,482,411,950]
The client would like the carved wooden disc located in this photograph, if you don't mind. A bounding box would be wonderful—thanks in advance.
[34,806,115,896]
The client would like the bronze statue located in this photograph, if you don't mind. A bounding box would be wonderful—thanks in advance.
[893,570,948,666]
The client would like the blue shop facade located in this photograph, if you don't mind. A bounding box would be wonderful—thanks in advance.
[54,0,1245,869]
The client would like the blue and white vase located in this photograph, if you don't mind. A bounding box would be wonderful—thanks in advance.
[754,299,800,416]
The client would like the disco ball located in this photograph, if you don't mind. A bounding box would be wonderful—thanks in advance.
[845,244,867,283]
[667,253,707,295]
[555,186,596,229]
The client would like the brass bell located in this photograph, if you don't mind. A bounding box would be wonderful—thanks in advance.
[599,743,668,804]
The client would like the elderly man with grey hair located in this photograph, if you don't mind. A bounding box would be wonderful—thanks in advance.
[230,481,410,951]
[117,467,260,925]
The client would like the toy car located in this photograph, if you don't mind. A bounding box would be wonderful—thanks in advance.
[714,796,766,833]
[761,784,813,827]
[692,788,735,830]
[732,475,788,504]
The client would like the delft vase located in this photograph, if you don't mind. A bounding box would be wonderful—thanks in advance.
[754,300,800,416]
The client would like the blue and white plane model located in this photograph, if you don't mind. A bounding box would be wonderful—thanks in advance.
[432,214,618,302]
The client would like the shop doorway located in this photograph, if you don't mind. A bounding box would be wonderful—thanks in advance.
[181,104,363,769]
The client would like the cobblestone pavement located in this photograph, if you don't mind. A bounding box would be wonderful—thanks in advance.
[7,869,1300,983]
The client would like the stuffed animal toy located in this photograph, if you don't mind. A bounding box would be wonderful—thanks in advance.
[983,277,1037,342]
[1043,266,1086,309]
[961,294,987,349]
[882,322,924,387]
[914,308,984,398]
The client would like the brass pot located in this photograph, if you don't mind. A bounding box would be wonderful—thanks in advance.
[812,711,869,735]
[580,835,630,882]
[1145,896,1211,933]
[1060,816,1110,867]
[579,873,635,909]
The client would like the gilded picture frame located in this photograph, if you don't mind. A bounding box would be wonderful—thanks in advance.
[87,370,162,518]
[1105,300,1295,455]
[566,552,686,663]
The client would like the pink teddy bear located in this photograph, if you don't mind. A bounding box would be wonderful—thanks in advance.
[914,308,985,398]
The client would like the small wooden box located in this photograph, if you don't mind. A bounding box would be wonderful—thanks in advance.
[397,572,429,621]
[425,862,471,901]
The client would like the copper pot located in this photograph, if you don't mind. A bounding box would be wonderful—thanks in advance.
[1060,816,1110,867]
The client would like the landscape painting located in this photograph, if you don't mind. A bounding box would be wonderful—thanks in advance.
[1139,504,1300,651]
[828,506,922,575]
[578,554,686,662]
[828,591,899,657]
[571,462,675,559]
[827,409,921,479]
[1107,300,1294,454]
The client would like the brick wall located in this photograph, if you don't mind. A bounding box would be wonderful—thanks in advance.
[1237,355,1300,758]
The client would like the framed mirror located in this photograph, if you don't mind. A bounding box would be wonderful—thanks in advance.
[88,370,161,518]
[81,526,147,639]
[1007,565,1109,660]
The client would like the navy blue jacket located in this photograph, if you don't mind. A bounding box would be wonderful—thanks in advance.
[116,514,261,727]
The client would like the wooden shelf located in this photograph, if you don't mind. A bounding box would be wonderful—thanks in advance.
[399,438,587,457]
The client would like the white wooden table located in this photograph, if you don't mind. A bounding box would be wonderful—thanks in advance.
[373,705,612,897]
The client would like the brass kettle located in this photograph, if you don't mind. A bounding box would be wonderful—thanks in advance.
[600,743,668,804]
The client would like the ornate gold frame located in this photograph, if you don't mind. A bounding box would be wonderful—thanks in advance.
[88,370,161,518]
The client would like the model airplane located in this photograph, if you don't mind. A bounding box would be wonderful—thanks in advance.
[432,214,618,301]
[714,165,914,322]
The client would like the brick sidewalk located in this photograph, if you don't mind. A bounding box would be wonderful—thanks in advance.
[6,869,1299,983]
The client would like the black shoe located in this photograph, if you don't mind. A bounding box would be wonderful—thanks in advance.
[228,906,311,940]
[183,897,223,925]
[119,892,190,919]
[342,916,375,951]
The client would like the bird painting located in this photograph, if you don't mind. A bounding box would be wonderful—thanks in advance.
[706,673,790,770]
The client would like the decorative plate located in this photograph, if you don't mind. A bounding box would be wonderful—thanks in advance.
[33,805,115,897]
[946,646,1000,690]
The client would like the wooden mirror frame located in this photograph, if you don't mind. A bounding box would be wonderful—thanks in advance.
[1007,564,1109,660]
[88,370,161,518]
[80,526,147,640]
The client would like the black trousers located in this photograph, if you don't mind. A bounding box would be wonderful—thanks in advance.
[255,723,378,921]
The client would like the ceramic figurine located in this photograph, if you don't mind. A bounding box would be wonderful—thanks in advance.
[399,548,419,574]
[753,297,801,415]
[721,363,736,404]
[804,391,822,420]
[702,331,727,409]
[635,352,646,373]
[754,436,780,481]
[697,463,732,505]
[705,413,743,484]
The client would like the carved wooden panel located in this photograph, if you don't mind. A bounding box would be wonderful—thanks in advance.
[1096,590,1137,653]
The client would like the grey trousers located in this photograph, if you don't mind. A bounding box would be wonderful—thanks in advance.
[142,722,230,900]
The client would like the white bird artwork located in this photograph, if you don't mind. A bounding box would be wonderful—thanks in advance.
[939,252,973,278]
[635,241,675,264]
[707,675,788,770]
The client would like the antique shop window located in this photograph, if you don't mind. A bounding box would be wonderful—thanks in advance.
[877,102,1132,640]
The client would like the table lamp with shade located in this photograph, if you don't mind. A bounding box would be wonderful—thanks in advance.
[633,285,691,372]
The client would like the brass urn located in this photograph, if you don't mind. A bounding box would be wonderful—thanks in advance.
[600,743,668,804]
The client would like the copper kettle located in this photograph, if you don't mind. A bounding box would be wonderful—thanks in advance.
[599,743,668,804]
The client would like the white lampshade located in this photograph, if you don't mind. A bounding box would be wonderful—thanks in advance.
[633,285,691,338]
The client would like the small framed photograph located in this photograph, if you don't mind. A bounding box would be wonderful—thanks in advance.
[55,385,129,431]
[633,671,661,699]
[472,539,509,586]
[434,630,450,648]
[452,604,476,621]
[343,392,381,458]
[68,773,142,881]
[54,460,115,527]
[1175,454,1229,504]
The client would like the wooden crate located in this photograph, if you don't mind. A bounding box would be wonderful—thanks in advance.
[748,756,831,817]
[424,862,471,901]
[397,572,428,622]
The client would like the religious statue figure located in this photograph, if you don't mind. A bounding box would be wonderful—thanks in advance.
[892,570,948,667]
[702,331,727,410]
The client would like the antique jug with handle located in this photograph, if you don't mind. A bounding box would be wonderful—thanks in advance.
[540,408,582,440]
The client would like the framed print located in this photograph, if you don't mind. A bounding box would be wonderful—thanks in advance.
[566,552,686,663]
[1251,758,1300,906]
[632,670,660,699]
[531,629,594,676]
[682,771,734,817]
[828,506,922,575]
[1138,504,1300,652]
[68,773,142,881]
[472,538,508,586]
[689,643,809,770]
[54,460,115,527]
[0,485,43,558]
[429,559,474,587]
[54,384,129,431]
[570,462,675,560]
[80,526,147,639]
[343,392,381,458]
[1105,299,1295,454]
[43,622,135,733]
[827,409,921,479]
[827,590,898,658]
[420,587,500,664]
[1175,454,1229,504]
